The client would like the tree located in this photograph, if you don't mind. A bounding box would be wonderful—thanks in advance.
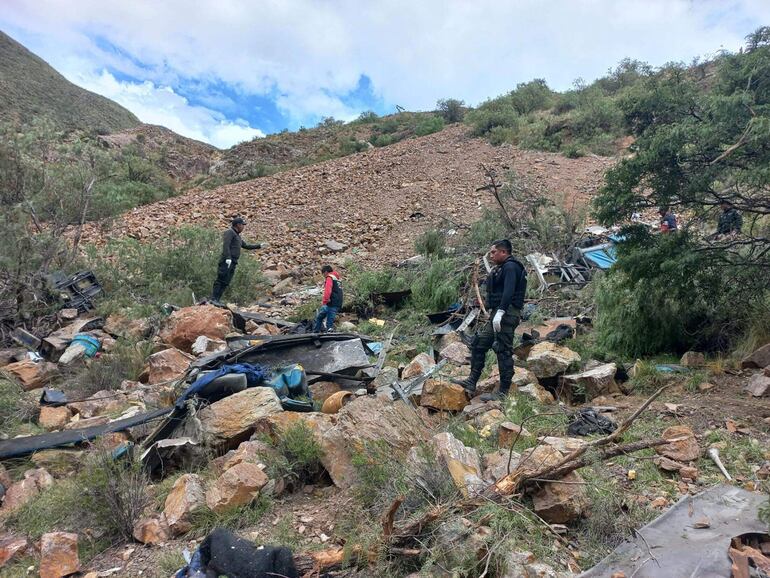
[436,99,466,123]
[592,28,770,354]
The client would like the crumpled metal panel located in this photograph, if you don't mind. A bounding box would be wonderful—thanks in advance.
[580,484,767,578]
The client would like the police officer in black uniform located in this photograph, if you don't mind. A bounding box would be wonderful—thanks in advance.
[455,239,527,401]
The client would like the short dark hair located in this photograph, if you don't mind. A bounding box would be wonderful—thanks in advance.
[232,217,246,226]
[492,239,512,254]
[321,265,333,274]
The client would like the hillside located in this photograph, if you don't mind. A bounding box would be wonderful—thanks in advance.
[0,30,140,132]
[81,123,613,272]
[97,124,218,181]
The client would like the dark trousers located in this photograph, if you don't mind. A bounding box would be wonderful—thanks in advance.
[314,305,338,332]
[469,310,519,393]
[212,259,237,301]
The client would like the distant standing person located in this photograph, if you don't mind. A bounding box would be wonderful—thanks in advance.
[716,201,742,235]
[659,207,678,233]
[314,265,343,333]
[211,217,264,303]
[454,239,527,401]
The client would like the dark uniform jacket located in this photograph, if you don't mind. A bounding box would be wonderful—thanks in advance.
[220,227,261,263]
[717,208,742,234]
[486,256,527,313]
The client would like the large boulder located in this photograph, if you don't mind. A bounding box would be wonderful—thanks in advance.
[483,449,521,483]
[2,360,57,391]
[512,366,539,387]
[655,425,700,462]
[143,348,194,385]
[160,305,234,353]
[68,390,128,418]
[205,462,269,513]
[532,471,588,523]
[741,343,770,369]
[320,397,432,488]
[439,342,470,365]
[163,474,206,536]
[526,343,580,379]
[562,362,619,400]
[746,373,770,397]
[38,406,72,431]
[402,353,436,380]
[518,383,555,404]
[199,388,283,448]
[420,379,468,412]
[211,440,280,476]
[1,468,54,513]
[429,432,484,497]
[39,532,79,578]
[0,534,28,569]
[103,314,152,340]
[680,351,706,368]
[30,450,84,477]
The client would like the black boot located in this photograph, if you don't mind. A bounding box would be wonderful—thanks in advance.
[480,353,514,401]
[451,371,481,395]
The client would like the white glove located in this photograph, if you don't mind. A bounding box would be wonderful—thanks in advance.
[225,259,232,268]
[492,309,505,333]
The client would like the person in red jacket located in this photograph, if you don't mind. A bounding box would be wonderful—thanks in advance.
[314,265,343,333]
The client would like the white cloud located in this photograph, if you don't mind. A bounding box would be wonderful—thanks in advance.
[3,0,770,134]
[71,69,263,148]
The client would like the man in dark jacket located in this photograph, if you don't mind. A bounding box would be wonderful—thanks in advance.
[314,265,343,332]
[716,201,743,235]
[454,239,527,401]
[211,217,264,303]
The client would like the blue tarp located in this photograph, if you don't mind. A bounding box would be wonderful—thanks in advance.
[582,244,617,269]
[176,363,270,409]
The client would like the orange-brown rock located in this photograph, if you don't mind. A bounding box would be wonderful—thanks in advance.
[103,314,152,340]
[163,474,206,536]
[205,462,269,513]
[211,440,279,475]
[655,425,700,462]
[159,305,234,353]
[143,347,194,385]
[68,390,128,418]
[402,353,436,380]
[38,405,72,431]
[532,471,588,523]
[1,468,54,513]
[420,379,468,411]
[133,514,170,545]
[2,359,57,390]
[199,387,283,447]
[39,532,79,578]
[0,534,28,569]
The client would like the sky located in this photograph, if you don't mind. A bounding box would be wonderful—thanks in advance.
[2,1,768,148]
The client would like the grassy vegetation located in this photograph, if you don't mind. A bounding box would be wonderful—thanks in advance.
[187,495,272,537]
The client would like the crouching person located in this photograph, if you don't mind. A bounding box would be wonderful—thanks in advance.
[314,265,343,333]
[454,239,527,401]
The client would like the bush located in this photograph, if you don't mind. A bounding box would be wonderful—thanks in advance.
[466,98,520,136]
[62,338,153,398]
[410,258,464,312]
[414,115,445,136]
[414,229,446,257]
[0,379,37,436]
[357,111,379,123]
[436,98,465,123]
[273,422,325,486]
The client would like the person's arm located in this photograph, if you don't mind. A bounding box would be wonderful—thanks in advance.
[241,238,262,250]
[734,211,743,232]
[321,276,332,305]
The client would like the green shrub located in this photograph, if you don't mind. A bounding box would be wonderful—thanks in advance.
[410,258,463,312]
[273,422,325,486]
[62,338,153,397]
[0,379,37,437]
[188,494,271,536]
[414,115,445,136]
[357,110,379,123]
[414,229,446,257]
[466,99,520,136]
